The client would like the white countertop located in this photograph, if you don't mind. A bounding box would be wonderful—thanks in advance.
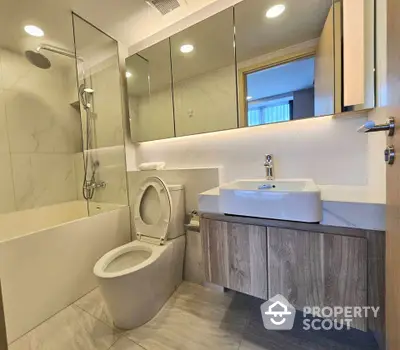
[198,185,386,231]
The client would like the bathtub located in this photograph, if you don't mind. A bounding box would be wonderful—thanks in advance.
[0,201,131,343]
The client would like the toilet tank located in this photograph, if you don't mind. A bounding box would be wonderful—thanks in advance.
[167,185,185,239]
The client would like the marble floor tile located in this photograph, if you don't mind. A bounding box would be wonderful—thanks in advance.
[124,282,256,350]
[8,305,120,350]
[12,282,380,350]
[110,337,146,350]
[239,310,379,350]
[74,288,116,330]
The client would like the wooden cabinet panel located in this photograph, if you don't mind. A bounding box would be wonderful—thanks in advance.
[201,218,268,299]
[268,228,324,309]
[268,227,368,330]
[323,233,367,330]
[202,219,229,287]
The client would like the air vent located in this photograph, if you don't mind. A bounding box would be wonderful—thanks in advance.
[146,0,184,15]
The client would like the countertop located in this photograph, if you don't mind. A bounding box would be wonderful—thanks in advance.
[198,185,386,231]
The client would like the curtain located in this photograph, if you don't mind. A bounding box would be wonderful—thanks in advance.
[248,103,291,126]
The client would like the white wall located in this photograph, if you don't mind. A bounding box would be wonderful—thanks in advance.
[134,115,368,185]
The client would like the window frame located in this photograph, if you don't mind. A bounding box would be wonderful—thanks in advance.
[238,48,316,127]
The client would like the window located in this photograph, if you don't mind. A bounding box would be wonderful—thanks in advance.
[248,100,293,126]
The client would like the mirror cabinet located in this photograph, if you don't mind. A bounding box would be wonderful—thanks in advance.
[126,0,376,142]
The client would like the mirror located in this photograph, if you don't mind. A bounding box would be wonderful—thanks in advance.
[126,39,175,142]
[235,0,336,127]
[126,0,376,142]
[170,8,237,137]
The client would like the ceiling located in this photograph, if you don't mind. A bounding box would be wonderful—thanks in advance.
[126,0,332,96]
[0,0,332,81]
[235,0,332,62]
[247,57,315,101]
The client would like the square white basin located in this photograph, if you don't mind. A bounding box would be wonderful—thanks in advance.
[219,179,322,223]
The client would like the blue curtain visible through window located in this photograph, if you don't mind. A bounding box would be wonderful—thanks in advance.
[248,103,291,126]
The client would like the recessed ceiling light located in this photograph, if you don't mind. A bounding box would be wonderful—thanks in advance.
[180,44,194,54]
[24,25,44,37]
[246,96,253,101]
[266,4,286,19]
[126,72,132,78]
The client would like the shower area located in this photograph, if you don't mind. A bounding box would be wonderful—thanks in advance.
[0,10,130,345]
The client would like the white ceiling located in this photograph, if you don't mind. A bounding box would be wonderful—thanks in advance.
[247,57,315,101]
[0,0,331,80]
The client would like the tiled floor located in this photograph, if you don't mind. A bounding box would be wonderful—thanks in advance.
[8,282,379,350]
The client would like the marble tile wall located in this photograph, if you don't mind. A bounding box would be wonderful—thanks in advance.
[76,57,128,211]
[75,146,129,208]
[82,60,126,149]
[0,48,83,213]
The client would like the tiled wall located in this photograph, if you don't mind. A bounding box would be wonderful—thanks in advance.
[75,59,129,208]
[0,49,82,213]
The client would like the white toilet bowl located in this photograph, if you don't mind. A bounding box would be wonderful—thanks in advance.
[94,177,186,329]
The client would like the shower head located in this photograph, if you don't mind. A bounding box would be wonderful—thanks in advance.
[25,44,84,69]
[25,50,51,69]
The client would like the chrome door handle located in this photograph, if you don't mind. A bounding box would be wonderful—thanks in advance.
[385,145,395,165]
[357,117,395,136]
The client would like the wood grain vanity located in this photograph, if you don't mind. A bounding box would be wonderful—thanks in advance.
[200,213,385,334]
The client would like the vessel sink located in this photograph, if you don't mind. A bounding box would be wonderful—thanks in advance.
[219,179,322,223]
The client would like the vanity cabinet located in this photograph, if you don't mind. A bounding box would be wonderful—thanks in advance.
[202,219,268,299]
[268,228,367,330]
[201,215,384,333]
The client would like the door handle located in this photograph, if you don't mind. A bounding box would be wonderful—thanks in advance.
[357,117,395,136]
[385,145,395,165]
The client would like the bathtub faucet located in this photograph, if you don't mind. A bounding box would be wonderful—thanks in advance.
[83,179,106,200]
[84,179,107,190]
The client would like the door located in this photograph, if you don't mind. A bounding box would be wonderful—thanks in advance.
[386,0,400,348]
[0,282,7,350]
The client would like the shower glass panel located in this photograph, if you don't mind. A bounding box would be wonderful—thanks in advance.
[72,14,128,217]
[0,0,86,217]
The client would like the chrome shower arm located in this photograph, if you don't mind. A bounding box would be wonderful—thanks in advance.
[36,44,84,62]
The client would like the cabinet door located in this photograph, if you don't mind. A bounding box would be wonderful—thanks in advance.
[201,219,268,299]
[268,227,367,330]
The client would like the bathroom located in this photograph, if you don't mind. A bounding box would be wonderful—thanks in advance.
[0,0,398,349]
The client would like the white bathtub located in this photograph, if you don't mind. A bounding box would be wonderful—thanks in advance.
[0,201,131,343]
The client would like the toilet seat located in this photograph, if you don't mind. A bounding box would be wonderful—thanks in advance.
[93,241,168,278]
[133,177,172,245]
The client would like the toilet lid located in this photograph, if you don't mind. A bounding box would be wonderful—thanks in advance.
[133,177,172,244]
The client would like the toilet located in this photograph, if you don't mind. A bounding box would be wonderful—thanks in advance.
[93,176,186,329]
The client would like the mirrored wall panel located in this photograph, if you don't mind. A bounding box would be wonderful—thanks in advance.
[126,39,175,142]
[170,8,237,137]
[236,0,335,127]
[126,0,376,142]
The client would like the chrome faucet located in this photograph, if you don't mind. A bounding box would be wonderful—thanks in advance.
[264,154,274,180]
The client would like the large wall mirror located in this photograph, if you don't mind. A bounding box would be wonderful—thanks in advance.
[126,39,175,142]
[170,9,237,137]
[126,0,376,142]
[235,0,336,127]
